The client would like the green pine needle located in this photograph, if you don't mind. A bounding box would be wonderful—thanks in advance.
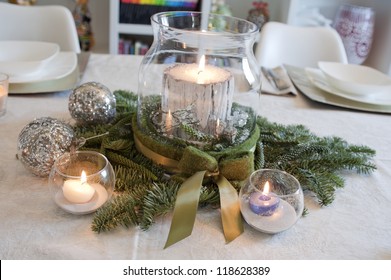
[73,91,376,232]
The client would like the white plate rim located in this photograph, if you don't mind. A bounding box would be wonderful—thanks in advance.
[9,66,79,94]
[305,68,391,106]
[9,52,77,84]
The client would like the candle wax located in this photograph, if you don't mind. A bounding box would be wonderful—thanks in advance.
[249,191,280,216]
[0,85,7,115]
[0,85,6,96]
[166,63,232,85]
[63,179,96,204]
[162,63,234,135]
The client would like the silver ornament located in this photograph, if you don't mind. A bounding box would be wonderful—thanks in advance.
[17,117,75,177]
[68,82,116,125]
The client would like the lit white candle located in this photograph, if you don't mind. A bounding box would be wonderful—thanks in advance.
[161,55,234,136]
[0,84,7,116]
[0,85,6,96]
[166,109,172,134]
[63,171,96,204]
[166,56,232,85]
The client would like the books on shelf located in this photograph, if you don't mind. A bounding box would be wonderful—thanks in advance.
[118,38,149,55]
[119,1,200,24]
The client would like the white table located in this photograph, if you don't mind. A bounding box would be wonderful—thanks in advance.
[1,54,390,260]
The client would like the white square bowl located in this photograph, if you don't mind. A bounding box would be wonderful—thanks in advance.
[0,41,60,76]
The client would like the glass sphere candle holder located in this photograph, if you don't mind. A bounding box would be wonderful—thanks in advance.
[48,151,115,215]
[239,169,304,234]
[136,11,261,151]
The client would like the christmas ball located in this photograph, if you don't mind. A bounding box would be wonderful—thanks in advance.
[17,117,75,177]
[68,82,116,125]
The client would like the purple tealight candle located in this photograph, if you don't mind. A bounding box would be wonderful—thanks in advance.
[249,181,280,216]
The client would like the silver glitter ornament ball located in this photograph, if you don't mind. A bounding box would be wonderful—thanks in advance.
[69,82,116,125]
[17,117,75,177]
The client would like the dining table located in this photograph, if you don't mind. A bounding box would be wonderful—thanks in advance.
[0,53,390,260]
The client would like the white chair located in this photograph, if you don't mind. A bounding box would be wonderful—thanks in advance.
[0,3,81,53]
[255,21,348,68]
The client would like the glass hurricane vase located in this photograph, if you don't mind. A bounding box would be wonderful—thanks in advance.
[136,11,261,156]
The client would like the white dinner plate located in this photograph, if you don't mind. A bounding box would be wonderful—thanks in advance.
[9,67,79,94]
[284,65,391,114]
[305,68,391,106]
[9,52,77,84]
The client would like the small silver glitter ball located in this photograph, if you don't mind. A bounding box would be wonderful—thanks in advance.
[17,117,75,177]
[69,82,116,125]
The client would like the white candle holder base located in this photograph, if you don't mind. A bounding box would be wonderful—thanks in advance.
[54,183,108,215]
[241,198,297,233]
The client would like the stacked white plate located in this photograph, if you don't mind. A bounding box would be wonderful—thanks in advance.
[305,62,391,107]
[0,41,78,93]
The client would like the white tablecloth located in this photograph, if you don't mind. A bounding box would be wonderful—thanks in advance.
[1,54,390,260]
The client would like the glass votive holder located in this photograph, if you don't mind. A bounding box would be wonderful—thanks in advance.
[239,169,304,234]
[48,151,115,215]
[0,73,9,117]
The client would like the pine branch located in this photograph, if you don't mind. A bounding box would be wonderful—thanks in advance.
[91,193,140,233]
[114,165,153,192]
[140,181,181,230]
[85,91,377,232]
[254,140,265,170]
[106,151,159,181]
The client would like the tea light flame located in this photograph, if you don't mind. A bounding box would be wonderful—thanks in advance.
[262,181,270,195]
[81,170,87,184]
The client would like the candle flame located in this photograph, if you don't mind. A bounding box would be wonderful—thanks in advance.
[166,109,172,133]
[262,181,270,195]
[198,55,205,72]
[197,55,206,84]
[81,170,87,185]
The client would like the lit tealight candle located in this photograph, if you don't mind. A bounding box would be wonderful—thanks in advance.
[62,171,96,204]
[165,109,172,134]
[0,83,8,117]
[249,181,280,216]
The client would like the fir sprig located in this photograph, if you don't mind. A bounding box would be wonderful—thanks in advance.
[73,91,376,233]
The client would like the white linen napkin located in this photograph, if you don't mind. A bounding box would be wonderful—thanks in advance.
[261,65,297,96]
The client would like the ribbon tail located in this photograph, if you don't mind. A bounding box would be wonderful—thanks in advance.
[164,170,206,249]
[216,175,244,243]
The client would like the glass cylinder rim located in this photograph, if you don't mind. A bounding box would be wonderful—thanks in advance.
[249,168,302,197]
[150,11,259,36]
[53,150,109,179]
[339,3,375,11]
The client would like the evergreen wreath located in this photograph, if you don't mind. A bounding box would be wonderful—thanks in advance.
[72,90,376,233]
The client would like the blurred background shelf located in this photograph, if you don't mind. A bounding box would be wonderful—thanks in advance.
[1,0,390,75]
[109,0,211,55]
